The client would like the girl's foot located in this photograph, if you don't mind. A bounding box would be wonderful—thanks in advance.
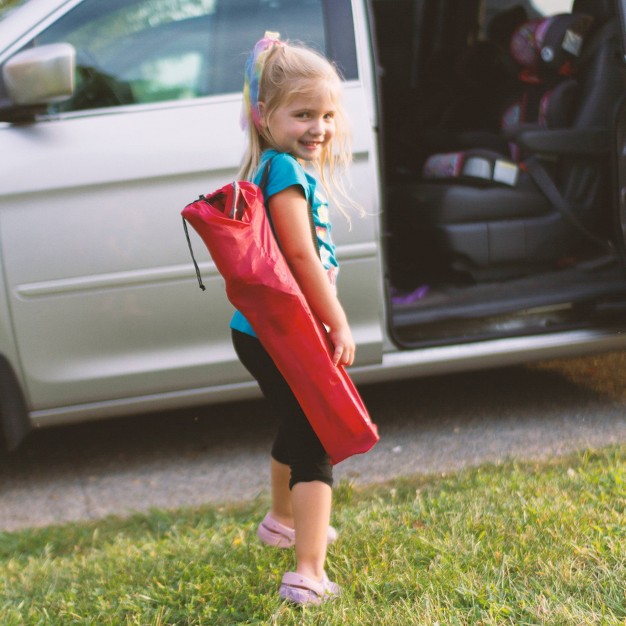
[257,513,338,548]
[279,571,341,605]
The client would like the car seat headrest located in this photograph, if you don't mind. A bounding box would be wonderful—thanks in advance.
[487,4,529,50]
[510,13,594,83]
[572,0,614,25]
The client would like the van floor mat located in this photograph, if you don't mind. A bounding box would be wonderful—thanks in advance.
[391,264,626,328]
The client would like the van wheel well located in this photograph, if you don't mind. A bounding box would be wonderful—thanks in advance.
[0,355,30,451]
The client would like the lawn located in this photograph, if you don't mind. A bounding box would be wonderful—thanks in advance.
[0,445,624,625]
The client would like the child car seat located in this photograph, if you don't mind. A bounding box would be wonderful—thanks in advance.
[389,0,623,283]
[412,5,529,166]
[422,13,591,182]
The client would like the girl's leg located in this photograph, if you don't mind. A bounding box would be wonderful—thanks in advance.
[232,330,294,529]
[270,457,293,526]
[292,480,332,580]
[232,330,335,586]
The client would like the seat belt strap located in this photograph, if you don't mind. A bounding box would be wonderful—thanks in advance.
[525,156,616,255]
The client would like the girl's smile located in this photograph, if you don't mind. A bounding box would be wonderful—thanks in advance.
[262,91,336,161]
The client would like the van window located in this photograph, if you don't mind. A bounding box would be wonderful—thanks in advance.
[530,0,573,14]
[485,0,574,23]
[25,0,356,113]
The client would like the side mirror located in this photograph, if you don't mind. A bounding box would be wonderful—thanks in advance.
[0,43,75,122]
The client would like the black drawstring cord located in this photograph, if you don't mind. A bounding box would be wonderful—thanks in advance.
[182,216,206,291]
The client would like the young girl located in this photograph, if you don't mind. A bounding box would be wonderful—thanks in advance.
[231,33,357,605]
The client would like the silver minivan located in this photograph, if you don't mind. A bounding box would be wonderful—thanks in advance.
[1,0,625,450]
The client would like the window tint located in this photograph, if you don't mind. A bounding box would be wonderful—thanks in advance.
[29,0,356,113]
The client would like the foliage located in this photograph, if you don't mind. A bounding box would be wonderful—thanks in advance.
[0,0,26,14]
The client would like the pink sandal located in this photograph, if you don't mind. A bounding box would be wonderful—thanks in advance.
[257,513,338,548]
[278,571,341,605]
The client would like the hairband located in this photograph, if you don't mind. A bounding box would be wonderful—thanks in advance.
[241,31,284,131]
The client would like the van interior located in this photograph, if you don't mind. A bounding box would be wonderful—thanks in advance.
[371,0,626,347]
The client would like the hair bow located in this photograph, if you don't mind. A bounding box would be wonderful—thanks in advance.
[241,31,284,130]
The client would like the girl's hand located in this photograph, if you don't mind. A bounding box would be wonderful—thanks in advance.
[328,324,355,367]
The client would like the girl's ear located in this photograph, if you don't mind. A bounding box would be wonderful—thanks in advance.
[257,102,267,128]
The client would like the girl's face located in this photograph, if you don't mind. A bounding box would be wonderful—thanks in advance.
[262,88,336,162]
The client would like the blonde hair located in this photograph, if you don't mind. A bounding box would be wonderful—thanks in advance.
[238,41,358,220]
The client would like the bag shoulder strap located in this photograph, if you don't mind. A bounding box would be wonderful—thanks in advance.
[182,197,207,291]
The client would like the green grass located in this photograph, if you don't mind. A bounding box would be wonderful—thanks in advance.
[1,446,625,626]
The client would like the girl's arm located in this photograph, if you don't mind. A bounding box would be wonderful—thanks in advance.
[268,185,355,367]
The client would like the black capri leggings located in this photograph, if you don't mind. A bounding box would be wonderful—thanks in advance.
[232,329,333,489]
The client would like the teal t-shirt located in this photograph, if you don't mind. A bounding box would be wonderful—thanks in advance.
[230,150,339,337]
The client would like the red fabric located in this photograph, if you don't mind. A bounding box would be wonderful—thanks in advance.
[182,181,379,464]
